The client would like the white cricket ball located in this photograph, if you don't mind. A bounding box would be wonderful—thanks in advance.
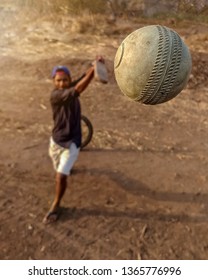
[114,25,192,105]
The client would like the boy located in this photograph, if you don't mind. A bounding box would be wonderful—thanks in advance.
[43,61,96,224]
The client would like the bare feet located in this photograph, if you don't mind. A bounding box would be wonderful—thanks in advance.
[42,206,61,224]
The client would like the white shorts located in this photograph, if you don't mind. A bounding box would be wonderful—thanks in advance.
[49,137,80,175]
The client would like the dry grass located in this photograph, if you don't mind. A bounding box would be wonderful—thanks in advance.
[4,0,110,36]
[13,0,107,14]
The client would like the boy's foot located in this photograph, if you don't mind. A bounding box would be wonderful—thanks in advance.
[43,207,61,224]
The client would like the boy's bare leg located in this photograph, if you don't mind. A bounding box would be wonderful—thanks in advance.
[43,173,67,224]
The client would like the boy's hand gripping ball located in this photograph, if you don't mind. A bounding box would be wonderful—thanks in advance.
[114,25,192,105]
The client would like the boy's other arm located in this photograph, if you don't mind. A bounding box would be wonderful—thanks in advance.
[74,66,94,94]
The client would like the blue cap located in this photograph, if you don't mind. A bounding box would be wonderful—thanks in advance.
[51,66,70,78]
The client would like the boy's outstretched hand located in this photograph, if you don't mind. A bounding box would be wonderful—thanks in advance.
[96,55,105,64]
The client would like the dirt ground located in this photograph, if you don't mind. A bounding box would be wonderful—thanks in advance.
[1,6,208,260]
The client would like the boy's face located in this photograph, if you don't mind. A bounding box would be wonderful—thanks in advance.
[53,71,71,89]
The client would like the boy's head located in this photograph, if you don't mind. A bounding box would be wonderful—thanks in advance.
[51,66,71,89]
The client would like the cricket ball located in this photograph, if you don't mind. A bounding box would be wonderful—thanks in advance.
[114,25,192,105]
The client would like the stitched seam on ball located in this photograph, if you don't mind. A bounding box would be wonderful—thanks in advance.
[152,31,182,104]
[143,26,172,104]
[137,25,169,103]
[144,26,171,103]
[137,25,166,102]
[162,32,182,102]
